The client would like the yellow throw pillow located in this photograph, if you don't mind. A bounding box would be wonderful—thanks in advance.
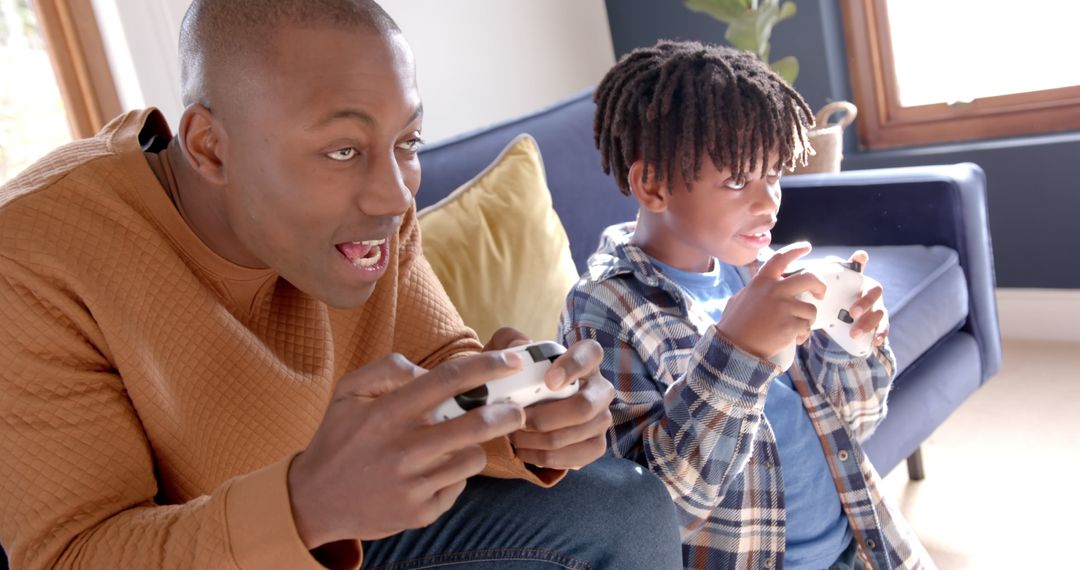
[418,134,579,343]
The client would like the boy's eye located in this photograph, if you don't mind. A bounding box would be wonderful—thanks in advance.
[725,179,747,190]
[396,137,425,153]
[327,148,357,161]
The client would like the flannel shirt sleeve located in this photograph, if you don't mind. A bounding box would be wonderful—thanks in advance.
[800,331,898,442]
[559,285,781,533]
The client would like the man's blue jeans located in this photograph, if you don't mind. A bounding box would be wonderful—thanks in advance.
[361,457,682,569]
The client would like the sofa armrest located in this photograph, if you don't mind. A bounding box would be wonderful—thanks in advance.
[775,163,1001,382]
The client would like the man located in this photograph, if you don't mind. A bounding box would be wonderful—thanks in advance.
[0,1,681,568]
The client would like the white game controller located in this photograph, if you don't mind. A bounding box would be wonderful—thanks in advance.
[432,341,579,422]
[770,256,879,369]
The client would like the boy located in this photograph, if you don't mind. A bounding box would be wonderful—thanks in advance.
[559,40,934,569]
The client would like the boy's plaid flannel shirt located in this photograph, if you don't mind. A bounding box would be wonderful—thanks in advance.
[558,223,934,570]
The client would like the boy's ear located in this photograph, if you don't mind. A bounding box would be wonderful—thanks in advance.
[177,104,228,186]
[628,160,668,213]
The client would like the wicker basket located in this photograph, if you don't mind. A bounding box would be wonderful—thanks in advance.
[791,101,858,175]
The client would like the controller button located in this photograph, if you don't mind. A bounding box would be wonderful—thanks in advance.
[837,309,855,324]
[454,385,489,411]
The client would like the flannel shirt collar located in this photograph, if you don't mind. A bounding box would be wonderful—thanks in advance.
[587,222,691,299]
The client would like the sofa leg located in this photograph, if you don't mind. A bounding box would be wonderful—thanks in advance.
[906,446,926,481]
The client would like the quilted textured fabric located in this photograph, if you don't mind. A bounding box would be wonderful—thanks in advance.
[0,109,556,569]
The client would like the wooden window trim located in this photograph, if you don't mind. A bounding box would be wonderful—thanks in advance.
[32,0,121,139]
[842,0,1080,150]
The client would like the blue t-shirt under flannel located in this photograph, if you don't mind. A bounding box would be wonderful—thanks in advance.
[651,257,853,570]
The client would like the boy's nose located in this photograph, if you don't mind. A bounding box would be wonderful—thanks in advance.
[749,180,781,215]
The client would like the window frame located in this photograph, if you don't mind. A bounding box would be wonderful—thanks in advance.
[841,0,1080,150]
[31,0,121,139]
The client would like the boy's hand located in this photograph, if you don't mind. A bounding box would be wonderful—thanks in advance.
[716,242,828,361]
[847,250,890,346]
[484,328,614,470]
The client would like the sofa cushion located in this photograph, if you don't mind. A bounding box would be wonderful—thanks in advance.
[418,134,578,342]
[808,245,967,376]
[418,89,636,274]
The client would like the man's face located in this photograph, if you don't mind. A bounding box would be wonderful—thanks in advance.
[214,26,422,308]
[650,152,783,271]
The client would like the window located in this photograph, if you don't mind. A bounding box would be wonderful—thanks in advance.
[1,0,119,184]
[841,0,1080,149]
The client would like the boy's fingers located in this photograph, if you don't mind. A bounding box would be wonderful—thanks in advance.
[849,285,884,320]
[851,309,884,337]
[758,242,812,280]
[849,250,870,268]
[781,271,828,300]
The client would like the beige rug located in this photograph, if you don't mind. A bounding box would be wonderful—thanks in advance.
[879,339,1080,569]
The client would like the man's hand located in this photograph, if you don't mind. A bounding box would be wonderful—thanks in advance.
[847,250,890,346]
[485,328,615,471]
[287,351,528,548]
[715,242,828,360]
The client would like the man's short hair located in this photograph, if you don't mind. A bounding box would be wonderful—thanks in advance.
[179,0,400,108]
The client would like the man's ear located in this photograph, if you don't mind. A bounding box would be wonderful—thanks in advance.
[627,160,668,213]
[177,104,227,186]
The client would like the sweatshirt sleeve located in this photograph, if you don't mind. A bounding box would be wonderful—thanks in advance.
[0,255,350,570]
[393,207,565,487]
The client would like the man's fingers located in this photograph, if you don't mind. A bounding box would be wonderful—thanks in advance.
[514,434,608,470]
[412,445,487,496]
[385,350,524,414]
[409,402,525,462]
[412,479,468,530]
[523,377,614,433]
[511,406,612,451]
[483,327,532,352]
[757,242,812,280]
[334,353,426,401]
[546,339,603,389]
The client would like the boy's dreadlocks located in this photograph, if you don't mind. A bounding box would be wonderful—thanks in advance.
[594,40,814,196]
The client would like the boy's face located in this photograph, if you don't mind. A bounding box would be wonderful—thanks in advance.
[209,26,422,309]
[644,152,782,271]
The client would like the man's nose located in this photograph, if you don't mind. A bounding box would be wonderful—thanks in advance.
[357,152,413,217]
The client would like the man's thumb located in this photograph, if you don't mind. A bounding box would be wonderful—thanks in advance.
[334,353,427,400]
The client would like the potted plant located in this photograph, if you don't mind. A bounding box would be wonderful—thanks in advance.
[684,0,799,84]
[684,0,857,174]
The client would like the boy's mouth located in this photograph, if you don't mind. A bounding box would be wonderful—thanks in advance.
[336,239,386,267]
[736,228,772,247]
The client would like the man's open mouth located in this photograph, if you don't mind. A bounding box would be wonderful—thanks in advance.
[336,239,386,268]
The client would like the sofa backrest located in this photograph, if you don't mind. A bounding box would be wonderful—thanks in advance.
[418,89,636,274]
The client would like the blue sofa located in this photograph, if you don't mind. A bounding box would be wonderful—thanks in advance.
[418,88,1003,479]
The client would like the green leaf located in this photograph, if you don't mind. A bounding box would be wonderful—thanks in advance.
[778,1,797,22]
[683,0,750,23]
[770,56,799,85]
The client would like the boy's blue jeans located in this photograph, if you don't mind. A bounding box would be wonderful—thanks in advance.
[361,457,682,569]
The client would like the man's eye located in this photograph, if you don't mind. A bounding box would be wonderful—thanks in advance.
[396,137,425,153]
[327,148,357,161]
[725,179,747,190]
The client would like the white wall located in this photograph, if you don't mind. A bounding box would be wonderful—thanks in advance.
[91,0,615,142]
